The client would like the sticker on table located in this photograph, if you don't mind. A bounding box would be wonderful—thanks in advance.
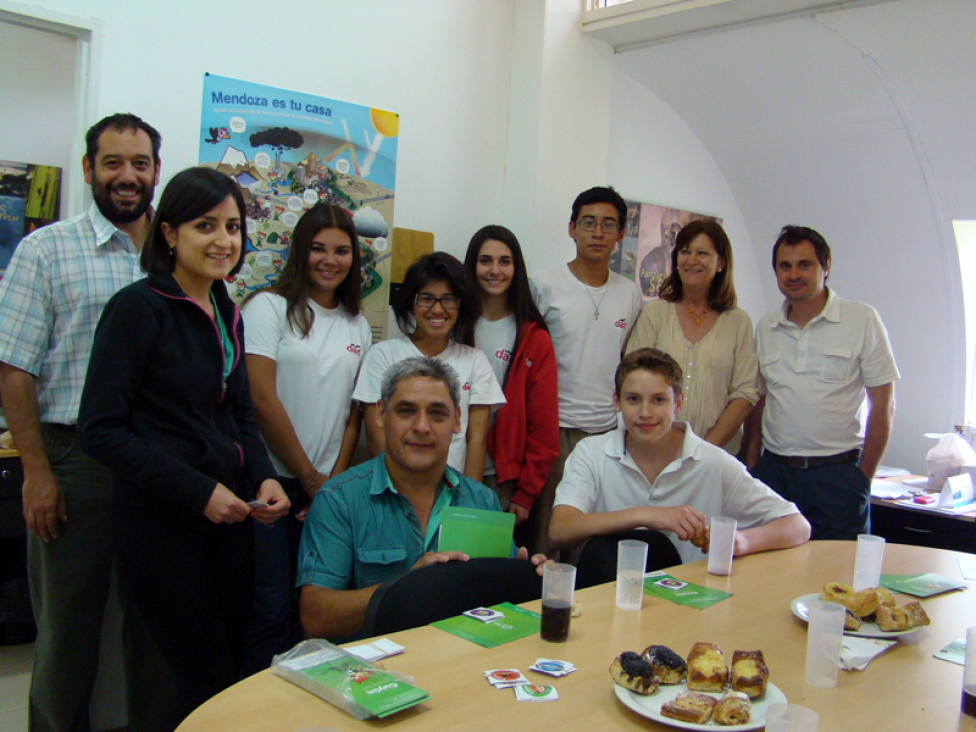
[464,607,505,622]
[515,683,558,701]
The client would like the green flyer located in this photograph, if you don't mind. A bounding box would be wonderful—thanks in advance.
[432,602,540,647]
[642,572,732,609]
[438,506,514,557]
[880,573,966,598]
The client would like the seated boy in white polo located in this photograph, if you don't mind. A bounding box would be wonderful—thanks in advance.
[548,348,810,563]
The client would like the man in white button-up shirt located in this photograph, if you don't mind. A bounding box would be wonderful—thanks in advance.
[743,226,899,540]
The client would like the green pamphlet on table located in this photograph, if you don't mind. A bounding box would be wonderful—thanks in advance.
[432,602,540,647]
[643,571,733,609]
[880,572,965,597]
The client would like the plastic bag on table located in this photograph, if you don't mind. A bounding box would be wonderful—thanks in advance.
[271,638,428,720]
[923,432,976,490]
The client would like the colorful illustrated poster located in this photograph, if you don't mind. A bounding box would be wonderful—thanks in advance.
[0,161,62,275]
[199,74,398,339]
[612,200,721,301]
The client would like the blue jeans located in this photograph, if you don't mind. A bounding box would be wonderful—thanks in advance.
[242,477,305,675]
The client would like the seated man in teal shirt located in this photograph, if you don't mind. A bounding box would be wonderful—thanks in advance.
[299,356,546,639]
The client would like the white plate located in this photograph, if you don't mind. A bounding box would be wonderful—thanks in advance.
[614,681,786,730]
[790,593,923,638]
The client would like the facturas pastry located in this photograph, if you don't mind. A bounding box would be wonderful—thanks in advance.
[609,651,659,695]
[686,642,728,692]
[713,690,752,725]
[660,690,718,724]
[730,650,768,699]
[641,645,687,684]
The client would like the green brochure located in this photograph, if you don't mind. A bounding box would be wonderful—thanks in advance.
[432,602,541,647]
[880,572,966,598]
[642,572,733,609]
[273,644,428,719]
[934,637,967,666]
[438,506,514,557]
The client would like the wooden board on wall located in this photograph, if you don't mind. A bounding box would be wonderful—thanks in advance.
[392,227,434,283]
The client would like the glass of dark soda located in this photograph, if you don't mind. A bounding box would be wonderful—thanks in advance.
[541,563,576,642]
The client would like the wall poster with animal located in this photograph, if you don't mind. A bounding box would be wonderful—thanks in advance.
[611,199,721,302]
[199,73,398,340]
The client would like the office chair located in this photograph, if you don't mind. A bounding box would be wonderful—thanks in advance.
[362,557,542,637]
[572,529,681,589]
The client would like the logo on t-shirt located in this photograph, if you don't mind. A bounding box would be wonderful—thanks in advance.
[462,381,472,391]
[525,357,534,367]
[346,343,362,356]
[495,348,512,363]
[614,318,628,329]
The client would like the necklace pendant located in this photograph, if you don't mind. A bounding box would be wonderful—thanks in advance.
[594,309,599,320]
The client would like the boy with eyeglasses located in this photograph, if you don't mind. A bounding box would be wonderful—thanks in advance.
[526,186,643,555]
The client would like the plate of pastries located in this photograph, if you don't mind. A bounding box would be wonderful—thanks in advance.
[610,642,785,729]
[791,582,931,638]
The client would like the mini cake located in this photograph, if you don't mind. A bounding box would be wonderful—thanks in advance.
[610,651,659,695]
[641,645,688,684]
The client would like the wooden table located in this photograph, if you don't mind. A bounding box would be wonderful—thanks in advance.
[178,541,976,731]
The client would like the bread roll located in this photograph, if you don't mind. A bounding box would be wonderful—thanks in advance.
[610,651,659,695]
[641,645,687,685]
[686,642,728,692]
[730,650,768,699]
[849,588,881,618]
[660,691,718,724]
[713,690,751,725]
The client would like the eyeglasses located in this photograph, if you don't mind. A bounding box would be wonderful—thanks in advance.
[575,217,620,233]
[415,293,460,310]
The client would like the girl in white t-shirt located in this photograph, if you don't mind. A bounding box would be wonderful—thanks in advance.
[464,225,559,541]
[241,203,371,671]
[353,252,505,479]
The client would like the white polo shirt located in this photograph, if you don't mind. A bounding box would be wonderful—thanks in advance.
[755,289,899,456]
[533,265,643,432]
[553,422,799,564]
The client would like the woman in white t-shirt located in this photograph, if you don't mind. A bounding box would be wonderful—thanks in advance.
[241,203,371,672]
[464,226,559,540]
[353,252,505,479]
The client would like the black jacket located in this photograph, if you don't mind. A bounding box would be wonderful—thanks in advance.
[79,272,276,516]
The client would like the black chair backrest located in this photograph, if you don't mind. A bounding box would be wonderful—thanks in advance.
[362,557,543,637]
[573,529,681,589]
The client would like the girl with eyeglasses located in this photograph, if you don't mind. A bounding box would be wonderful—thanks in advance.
[352,251,505,478]
[239,203,372,671]
[463,226,559,537]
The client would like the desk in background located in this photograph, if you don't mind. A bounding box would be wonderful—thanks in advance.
[177,541,976,731]
[871,476,976,554]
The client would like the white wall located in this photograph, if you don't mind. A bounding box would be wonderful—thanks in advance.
[608,70,766,322]
[17,0,517,259]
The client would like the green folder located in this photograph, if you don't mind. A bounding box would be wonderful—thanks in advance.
[438,506,514,557]
[642,572,733,609]
[880,572,965,598]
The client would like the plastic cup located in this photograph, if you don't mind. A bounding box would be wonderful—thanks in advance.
[962,626,976,716]
[540,563,576,642]
[615,539,648,610]
[765,703,819,731]
[706,516,737,576]
[805,600,845,688]
[852,534,885,590]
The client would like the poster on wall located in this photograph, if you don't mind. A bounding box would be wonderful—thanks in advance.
[199,73,398,340]
[0,161,62,277]
[611,200,721,301]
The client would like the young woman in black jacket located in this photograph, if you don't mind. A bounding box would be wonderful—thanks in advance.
[79,166,289,729]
